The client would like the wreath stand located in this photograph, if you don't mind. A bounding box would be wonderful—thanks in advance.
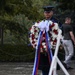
[49,30,70,75]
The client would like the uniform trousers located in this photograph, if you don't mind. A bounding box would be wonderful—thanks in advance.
[38,52,50,75]
[38,51,60,75]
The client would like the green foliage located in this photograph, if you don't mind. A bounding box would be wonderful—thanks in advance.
[0,0,32,15]
[0,44,34,62]
[2,14,33,44]
[57,0,75,10]
[55,0,75,25]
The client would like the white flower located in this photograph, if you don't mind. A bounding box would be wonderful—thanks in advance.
[42,43,46,46]
[52,33,58,38]
[44,45,46,48]
[52,23,59,30]
[49,20,53,25]
[34,22,39,26]
[29,38,32,43]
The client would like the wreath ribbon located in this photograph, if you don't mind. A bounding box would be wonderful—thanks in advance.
[32,31,43,75]
[32,30,53,75]
[45,30,53,62]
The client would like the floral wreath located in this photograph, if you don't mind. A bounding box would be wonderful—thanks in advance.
[29,20,61,50]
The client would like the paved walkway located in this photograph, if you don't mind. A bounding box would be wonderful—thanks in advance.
[57,60,75,75]
[0,61,75,75]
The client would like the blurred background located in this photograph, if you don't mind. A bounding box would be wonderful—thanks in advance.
[0,0,75,62]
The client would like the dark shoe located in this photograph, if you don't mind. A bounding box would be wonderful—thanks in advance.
[62,62,67,69]
[67,67,74,70]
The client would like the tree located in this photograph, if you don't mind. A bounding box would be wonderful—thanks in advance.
[56,0,75,10]
[0,0,34,44]
[3,14,33,44]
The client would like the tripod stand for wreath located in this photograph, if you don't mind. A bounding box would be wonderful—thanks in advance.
[49,30,70,75]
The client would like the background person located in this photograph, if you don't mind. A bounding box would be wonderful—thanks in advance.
[62,17,75,69]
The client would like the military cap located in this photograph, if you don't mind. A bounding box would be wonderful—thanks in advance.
[43,6,54,12]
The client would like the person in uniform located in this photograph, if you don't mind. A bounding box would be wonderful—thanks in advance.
[38,6,62,75]
[43,6,62,28]
[62,17,75,69]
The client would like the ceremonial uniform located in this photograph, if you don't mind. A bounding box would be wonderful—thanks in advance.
[48,17,62,28]
[38,6,62,75]
[38,19,61,75]
[30,6,62,75]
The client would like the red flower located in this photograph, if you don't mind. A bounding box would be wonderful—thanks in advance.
[50,23,55,28]
[32,41,35,44]
[52,38,57,45]
[32,34,35,40]
[54,38,57,43]
[34,29,37,32]
[53,29,58,34]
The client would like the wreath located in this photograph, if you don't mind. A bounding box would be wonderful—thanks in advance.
[29,21,61,50]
